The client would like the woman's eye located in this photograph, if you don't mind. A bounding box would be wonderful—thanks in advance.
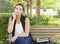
[15,7,23,11]
[16,8,18,9]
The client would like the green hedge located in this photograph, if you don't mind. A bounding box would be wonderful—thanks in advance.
[28,15,59,26]
[0,13,11,44]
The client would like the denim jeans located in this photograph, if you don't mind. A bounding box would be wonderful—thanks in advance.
[12,36,32,44]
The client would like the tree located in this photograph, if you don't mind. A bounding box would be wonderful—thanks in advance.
[36,0,40,16]
[29,0,32,15]
[25,0,30,15]
[25,0,32,15]
[0,0,13,13]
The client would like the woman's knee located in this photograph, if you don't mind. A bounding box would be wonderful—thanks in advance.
[16,36,32,44]
[16,37,25,44]
[16,36,25,41]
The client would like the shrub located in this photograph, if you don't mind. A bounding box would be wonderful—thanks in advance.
[0,13,11,44]
[28,14,59,26]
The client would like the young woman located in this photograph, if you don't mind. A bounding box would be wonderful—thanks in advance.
[7,4,32,44]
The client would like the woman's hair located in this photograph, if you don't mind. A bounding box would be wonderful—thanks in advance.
[14,4,24,11]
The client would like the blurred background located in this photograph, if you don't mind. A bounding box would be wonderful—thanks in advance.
[0,0,60,44]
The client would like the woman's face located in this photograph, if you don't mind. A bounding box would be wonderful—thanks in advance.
[14,5,23,16]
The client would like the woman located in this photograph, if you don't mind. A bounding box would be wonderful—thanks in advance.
[7,4,32,44]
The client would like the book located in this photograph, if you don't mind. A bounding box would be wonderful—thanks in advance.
[36,37,49,42]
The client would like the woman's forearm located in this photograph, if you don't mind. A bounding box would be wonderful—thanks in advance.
[7,19,15,33]
[16,32,29,37]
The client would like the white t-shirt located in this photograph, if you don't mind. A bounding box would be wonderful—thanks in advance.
[15,22,24,35]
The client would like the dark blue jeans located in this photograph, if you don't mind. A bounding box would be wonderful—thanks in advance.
[12,36,32,44]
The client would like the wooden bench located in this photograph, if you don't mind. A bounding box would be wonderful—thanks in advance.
[30,26,60,41]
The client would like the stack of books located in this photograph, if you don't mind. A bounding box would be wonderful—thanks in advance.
[36,37,49,42]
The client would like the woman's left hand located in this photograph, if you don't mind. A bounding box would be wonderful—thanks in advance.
[10,35,18,43]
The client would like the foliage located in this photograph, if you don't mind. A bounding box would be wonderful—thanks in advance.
[0,0,13,13]
[0,13,11,44]
[41,0,60,10]
[57,9,60,16]
[28,14,60,26]
[54,42,60,44]
[9,0,26,5]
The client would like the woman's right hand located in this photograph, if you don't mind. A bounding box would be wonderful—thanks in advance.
[12,12,16,20]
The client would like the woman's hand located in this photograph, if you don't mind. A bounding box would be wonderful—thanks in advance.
[10,36,17,43]
[12,12,16,20]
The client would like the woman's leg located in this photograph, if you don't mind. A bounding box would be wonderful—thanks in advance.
[16,37,26,44]
[13,36,32,44]
[25,36,32,44]
[12,37,25,44]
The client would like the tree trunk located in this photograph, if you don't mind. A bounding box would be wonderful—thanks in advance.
[25,0,32,15]
[30,0,32,15]
[36,0,40,16]
[27,3,29,15]
[26,0,30,15]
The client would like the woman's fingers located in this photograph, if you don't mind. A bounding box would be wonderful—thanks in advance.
[12,13,16,20]
[11,37,15,43]
[10,36,17,43]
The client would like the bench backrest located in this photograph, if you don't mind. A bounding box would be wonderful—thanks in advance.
[30,26,60,40]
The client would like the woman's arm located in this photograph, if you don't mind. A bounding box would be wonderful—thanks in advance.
[7,17,15,33]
